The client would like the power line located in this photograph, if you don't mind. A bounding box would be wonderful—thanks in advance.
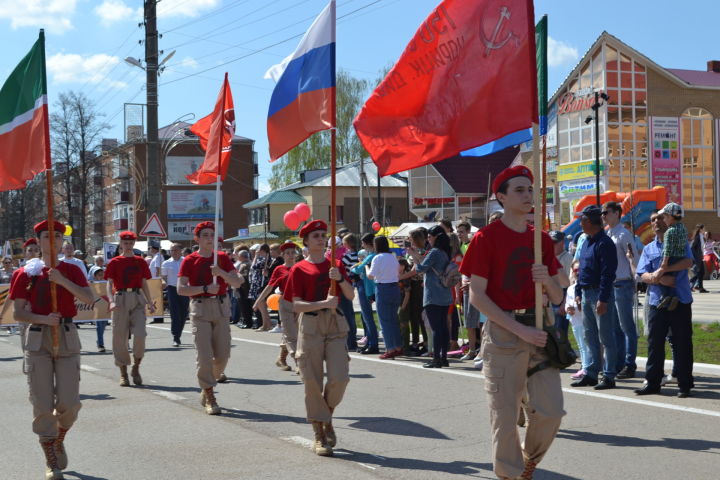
[161,0,254,34]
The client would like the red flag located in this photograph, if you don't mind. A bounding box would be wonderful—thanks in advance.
[187,73,235,184]
[353,0,537,176]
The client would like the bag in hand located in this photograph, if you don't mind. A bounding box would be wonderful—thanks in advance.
[527,306,577,377]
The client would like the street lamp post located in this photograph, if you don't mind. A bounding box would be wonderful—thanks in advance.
[585,91,610,206]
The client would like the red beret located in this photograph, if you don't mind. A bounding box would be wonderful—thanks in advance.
[33,220,66,234]
[492,165,534,194]
[298,220,327,238]
[23,238,38,247]
[218,236,224,243]
[280,241,298,252]
[194,221,215,236]
[119,231,137,240]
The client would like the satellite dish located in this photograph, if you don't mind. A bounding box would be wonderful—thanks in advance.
[159,50,176,67]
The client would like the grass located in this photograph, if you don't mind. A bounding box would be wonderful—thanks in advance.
[569,321,720,365]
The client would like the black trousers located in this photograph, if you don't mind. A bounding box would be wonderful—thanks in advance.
[690,262,705,289]
[645,303,694,391]
[425,304,450,361]
[167,286,189,340]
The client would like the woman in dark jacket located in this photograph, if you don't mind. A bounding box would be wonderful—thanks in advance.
[407,225,453,368]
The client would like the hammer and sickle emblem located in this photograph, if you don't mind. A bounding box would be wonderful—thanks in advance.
[480,6,518,57]
[224,108,236,136]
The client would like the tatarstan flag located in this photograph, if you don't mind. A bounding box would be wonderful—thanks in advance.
[0,31,50,191]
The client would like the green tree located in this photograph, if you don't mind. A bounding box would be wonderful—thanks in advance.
[268,70,370,189]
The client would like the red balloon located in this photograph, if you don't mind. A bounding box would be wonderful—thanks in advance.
[283,210,301,231]
[294,203,311,222]
[372,221,381,231]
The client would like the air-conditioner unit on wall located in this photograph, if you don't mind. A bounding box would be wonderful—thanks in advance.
[127,125,143,142]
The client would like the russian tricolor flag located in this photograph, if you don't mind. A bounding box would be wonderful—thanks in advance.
[265,0,335,161]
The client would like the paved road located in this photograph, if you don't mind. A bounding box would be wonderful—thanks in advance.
[1,323,719,480]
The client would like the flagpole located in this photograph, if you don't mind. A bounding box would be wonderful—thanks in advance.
[38,29,60,358]
[329,1,337,296]
[532,122,543,330]
[212,74,228,284]
[541,134,547,224]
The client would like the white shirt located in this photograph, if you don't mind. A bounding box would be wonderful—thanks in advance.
[607,223,634,281]
[368,253,400,284]
[61,256,87,275]
[161,257,183,287]
[149,252,164,279]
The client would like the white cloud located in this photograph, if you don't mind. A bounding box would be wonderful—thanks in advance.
[0,0,77,34]
[157,0,219,18]
[548,36,579,67]
[258,178,271,196]
[94,0,142,26]
[47,53,127,88]
[177,56,198,69]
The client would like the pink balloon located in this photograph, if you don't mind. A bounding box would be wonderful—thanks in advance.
[294,203,311,222]
[283,210,301,231]
[372,221,381,231]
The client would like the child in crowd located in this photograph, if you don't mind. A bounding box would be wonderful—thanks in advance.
[398,258,412,354]
[655,202,687,311]
[565,260,588,379]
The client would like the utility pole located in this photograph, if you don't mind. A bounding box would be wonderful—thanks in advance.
[144,0,161,216]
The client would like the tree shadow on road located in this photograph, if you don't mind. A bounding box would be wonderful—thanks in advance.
[230,377,302,386]
[79,393,115,401]
[63,471,109,480]
[557,429,720,453]
[144,384,201,393]
[222,407,307,425]
[340,416,451,440]
[0,355,22,362]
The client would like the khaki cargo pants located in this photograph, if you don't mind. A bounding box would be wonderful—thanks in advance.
[190,296,232,389]
[296,309,349,423]
[111,291,147,367]
[22,321,82,442]
[279,298,298,360]
[481,319,565,480]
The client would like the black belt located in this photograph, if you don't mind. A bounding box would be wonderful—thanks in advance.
[505,309,536,327]
[29,318,74,331]
[192,295,225,303]
[116,288,140,294]
[61,317,74,324]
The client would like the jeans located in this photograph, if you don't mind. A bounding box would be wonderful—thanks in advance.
[571,322,589,369]
[612,279,638,371]
[96,320,107,347]
[646,302,693,391]
[424,304,450,361]
[339,294,358,350]
[356,282,378,348]
[167,285,190,341]
[581,287,619,380]
[553,306,569,334]
[375,283,402,351]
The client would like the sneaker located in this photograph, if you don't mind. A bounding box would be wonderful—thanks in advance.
[460,349,478,361]
[357,336,368,347]
[97,345,106,353]
[660,374,677,386]
[616,366,636,379]
[379,352,395,360]
[473,358,484,371]
[571,369,586,380]
[172,338,181,347]
[268,325,283,333]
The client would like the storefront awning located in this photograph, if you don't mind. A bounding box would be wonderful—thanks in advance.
[432,146,519,194]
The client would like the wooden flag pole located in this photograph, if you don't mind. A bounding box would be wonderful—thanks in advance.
[212,74,228,284]
[330,127,337,296]
[532,122,543,329]
[39,29,60,359]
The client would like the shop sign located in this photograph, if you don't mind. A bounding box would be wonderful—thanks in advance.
[649,117,682,204]
[556,160,604,182]
[557,89,604,115]
[167,190,222,219]
[168,221,223,241]
[413,196,455,207]
[559,179,604,199]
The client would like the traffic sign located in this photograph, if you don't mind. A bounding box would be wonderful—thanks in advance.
[140,213,167,238]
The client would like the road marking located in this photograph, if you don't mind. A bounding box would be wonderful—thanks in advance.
[80,364,99,372]
[356,462,377,470]
[281,435,314,449]
[149,390,186,401]
[147,325,720,418]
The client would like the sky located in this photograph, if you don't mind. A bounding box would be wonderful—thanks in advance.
[1,0,719,196]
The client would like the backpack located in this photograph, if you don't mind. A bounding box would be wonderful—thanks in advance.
[432,259,462,288]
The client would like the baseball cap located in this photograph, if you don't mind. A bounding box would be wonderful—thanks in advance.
[580,205,602,221]
[659,202,683,218]
[548,230,564,243]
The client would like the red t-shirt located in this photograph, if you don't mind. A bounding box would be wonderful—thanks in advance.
[104,255,152,291]
[283,258,348,303]
[178,251,236,297]
[9,262,89,317]
[268,264,291,292]
[459,220,560,310]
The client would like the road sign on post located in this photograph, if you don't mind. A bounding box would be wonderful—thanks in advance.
[140,213,167,238]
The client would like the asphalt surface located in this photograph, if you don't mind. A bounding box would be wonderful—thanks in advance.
[0,321,719,480]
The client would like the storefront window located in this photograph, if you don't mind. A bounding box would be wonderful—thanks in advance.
[681,107,714,210]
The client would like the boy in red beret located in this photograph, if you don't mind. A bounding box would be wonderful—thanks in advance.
[177,221,243,415]
[460,165,565,480]
[104,230,156,386]
[10,220,95,479]
[283,220,355,457]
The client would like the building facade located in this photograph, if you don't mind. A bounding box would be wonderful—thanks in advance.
[548,32,720,231]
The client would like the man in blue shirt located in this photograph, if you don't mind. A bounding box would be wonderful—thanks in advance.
[635,212,694,397]
[571,205,619,390]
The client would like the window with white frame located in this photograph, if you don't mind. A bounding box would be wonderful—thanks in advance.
[681,107,714,210]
